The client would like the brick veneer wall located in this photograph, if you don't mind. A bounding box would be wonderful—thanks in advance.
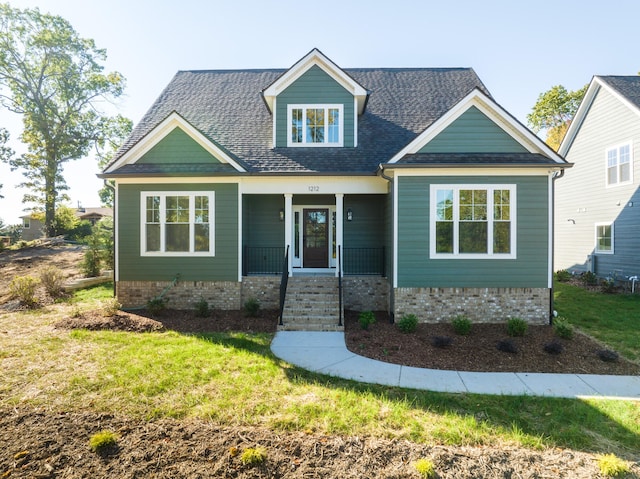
[116,280,241,310]
[343,277,389,311]
[241,277,281,309]
[393,287,550,324]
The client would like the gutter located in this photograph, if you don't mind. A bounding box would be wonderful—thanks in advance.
[103,179,117,298]
[377,164,395,323]
[549,168,566,325]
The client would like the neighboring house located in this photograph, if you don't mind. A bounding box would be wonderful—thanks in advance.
[100,49,567,327]
[556,76,640,281]
[19,207,112,241]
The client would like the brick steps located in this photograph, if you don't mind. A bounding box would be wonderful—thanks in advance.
[279,277,343,331]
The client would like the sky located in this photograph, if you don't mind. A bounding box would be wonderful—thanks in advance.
[0,0,638,225]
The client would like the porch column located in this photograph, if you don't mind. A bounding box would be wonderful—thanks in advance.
[335,193,344,277]
[284,193,293,276]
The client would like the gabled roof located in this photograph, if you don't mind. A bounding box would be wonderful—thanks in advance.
[262,48,369,114]
[559,75,640,156]
[105,66,492,175]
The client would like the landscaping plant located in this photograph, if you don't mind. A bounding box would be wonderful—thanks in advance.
[240,447,267,466]
[89,430,118,453]
[9,275,38,307]
[597,453,630,477]
[507,317,528,337]
[413,458,436,478]
[195,297,210,318]
[39,266,65,298]
[244,298,260,317]
[451,315,472,335]
[358,310,376,330]
[397,313,418,333]
[553,317,574,339]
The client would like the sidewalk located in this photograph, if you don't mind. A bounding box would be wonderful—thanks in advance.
[271,331,640,400]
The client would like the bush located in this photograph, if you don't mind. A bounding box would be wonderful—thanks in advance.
[597,453,630,477]
[39,267,65,298]
[195,297,210,317]
[240,447,267,466]
[452,315,472,335]
[397,313,418,333]
[601,278,617,294]
[414,458,436,478]
[244,298,260,317]
[543,341,563,355]
[101,298,121,317]
[598,349,619,362]
[358,310,376,330]
[581,271,598,286]
[497,339,518,354]
[554,269,572,282]
[89,430,118,453]
[9,275,38,307]
[82,232,102,278]
[146,297,167,316]
[553,318,574,339]
[507,317,528,337]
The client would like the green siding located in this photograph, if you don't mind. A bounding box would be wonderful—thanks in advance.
[276,65,355,147]
[118,183,238,281]
[243,195,285,247]
[137,127,221,164]
[397,176,549,287]
[419,106,528,153]
[344,195,386,248]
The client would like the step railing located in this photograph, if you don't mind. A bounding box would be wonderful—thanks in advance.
[278,245,290,326]
[338,245,343,327]
[243,246,285,275]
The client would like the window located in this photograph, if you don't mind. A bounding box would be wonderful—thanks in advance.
[430,185,516,259]
[606,143,632,186]
[595,223,614,254]
[22,217,30,229]
[287,105,343,146]
[141,191,214,256]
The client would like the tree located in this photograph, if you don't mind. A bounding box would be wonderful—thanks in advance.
[0,4,126,236]
[527,84,587,151]
[96,115,132,207]
[0,127,13,198]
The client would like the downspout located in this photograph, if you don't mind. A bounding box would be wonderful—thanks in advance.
[104,180,116,298]
[549,168,565,325]
[377,164,395,323]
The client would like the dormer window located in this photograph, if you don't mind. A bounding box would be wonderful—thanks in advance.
[288,104,343,147]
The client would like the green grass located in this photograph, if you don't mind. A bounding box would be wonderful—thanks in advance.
[1,282,639,460]
[554,281,640,361]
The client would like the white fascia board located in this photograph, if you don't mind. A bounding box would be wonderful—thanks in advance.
[104,112,246,174]
[388,89,566,164]
[262,48,367,114]
[241,175,387,194]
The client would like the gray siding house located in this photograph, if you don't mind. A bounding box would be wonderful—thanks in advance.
[100,49,568,328]
[556,76,640,280]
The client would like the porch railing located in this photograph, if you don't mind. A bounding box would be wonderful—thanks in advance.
[343,246,385,276]
[278,245,290,326]
[243,246,285,275]
[337,245,343,327]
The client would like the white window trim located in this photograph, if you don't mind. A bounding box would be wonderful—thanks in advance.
[605,141,633,188]
[429,184,517,259]
[286,104,344,147]
[23,218,30,229]
[595,222,614,255]
[140,191,215,257]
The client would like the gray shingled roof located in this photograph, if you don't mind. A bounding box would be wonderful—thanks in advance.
[394,153,559,167]
[108,67,495,175]
[598,75,640,111]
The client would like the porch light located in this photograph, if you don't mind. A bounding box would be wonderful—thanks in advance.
[279,208,284,221]
[347,208,353,221]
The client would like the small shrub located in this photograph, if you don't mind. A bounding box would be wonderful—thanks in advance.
[244,298,260,317]
[82,233,102,278]
[397,313,418,333]
[101,298,122,317]
[598,349,619,362]
[358,310,376,330]
[554,269,572,282]
[581,271,598,286]
[543,341,563,355]
[507,317,528,337]
[240,447,267,466]
[452,315,472,336]
[601,278,617,294]
[497,339,518,354]
[9,275,39,307]
[146,297,167,316]
[89,430,118,453]
[414,458,436,478]
[553,318,574,339]
[39,267,65,298]
[195,297,210,318]
[597,453,630,477]
[431,335,453,348]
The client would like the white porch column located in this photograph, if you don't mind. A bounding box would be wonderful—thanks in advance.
[335,193,344,277]
[284,193,293,276]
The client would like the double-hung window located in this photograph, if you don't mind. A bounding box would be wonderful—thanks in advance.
[141,191,214,256]
[288,104,343,146]
[430,184,516,259]
[606,143,632,186]
[595,222,614,254]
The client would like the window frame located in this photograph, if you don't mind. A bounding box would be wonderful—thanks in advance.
[605,142,633,187]
[429,184,517,259]
[594,222,614,255]
[22,217,30,229]
[286,104,344,147]
[140,191,215,257]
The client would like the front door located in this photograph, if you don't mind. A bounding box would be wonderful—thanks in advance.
[303,208,329,268]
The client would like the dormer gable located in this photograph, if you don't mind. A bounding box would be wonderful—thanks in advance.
[262,49,368,148]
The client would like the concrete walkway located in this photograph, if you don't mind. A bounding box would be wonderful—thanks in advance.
[271,331,640,400]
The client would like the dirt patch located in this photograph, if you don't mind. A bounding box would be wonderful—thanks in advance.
[344,311,640,375]
[2,407,637,479]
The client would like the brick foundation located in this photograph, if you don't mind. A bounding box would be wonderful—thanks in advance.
[116,280,241,310]
[393,287,550,324]
[343,277,389,311]
[241,276,281,309]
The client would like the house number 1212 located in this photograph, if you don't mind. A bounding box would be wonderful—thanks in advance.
[308,185,319,192]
